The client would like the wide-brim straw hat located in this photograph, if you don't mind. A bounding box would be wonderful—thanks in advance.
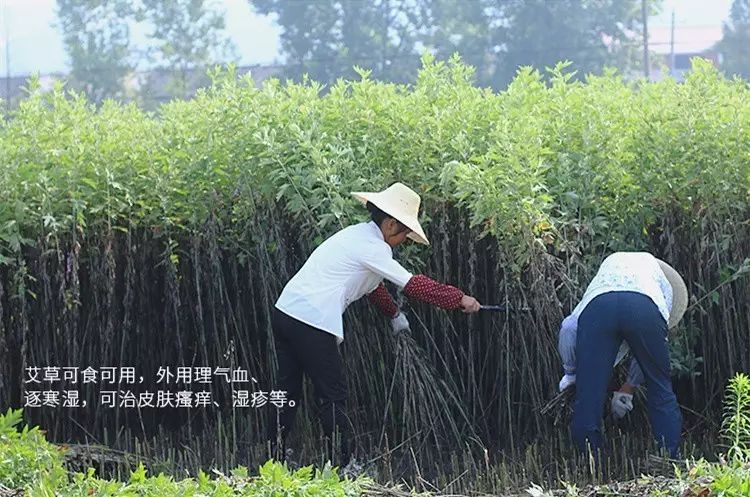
[351,182,429,245]
[656,259,688,329]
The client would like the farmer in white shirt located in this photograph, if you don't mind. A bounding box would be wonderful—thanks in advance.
[271,182,482,465]
[557,252,687,458]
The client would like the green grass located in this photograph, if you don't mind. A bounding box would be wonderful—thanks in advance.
[0,408,66,489]
[1,409,368,497]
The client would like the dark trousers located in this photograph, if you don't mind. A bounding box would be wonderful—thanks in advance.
[571,291,682,458]
[269,308,351,465]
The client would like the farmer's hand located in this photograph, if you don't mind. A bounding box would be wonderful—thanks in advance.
[390,312,410,335]
[460,295,481,313]
[559,374,576,392]
[611,391,634,419]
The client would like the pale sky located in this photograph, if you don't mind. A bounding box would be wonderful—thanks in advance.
[0,0,282,76]
[0,0,734,77]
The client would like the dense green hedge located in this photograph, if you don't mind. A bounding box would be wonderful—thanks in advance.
[1,57,747,263]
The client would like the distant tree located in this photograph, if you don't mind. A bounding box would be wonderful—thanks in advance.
[487,0,649,88]
[418,0,494,86]
[139,0,237,100]
[251,0,426,85]
[254,0,656,90]
[718,0,750,79]
[56,0,135,103]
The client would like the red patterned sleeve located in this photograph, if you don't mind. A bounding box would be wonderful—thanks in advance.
[403,274,464,310]
[367,282,399,318]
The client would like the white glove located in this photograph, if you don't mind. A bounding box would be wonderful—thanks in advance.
[390,312,410,335]
[559,374,576,392]
[611,391,634,419]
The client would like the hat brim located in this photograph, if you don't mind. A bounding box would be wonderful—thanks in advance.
[352,191,430,245]
[657,259,688,329]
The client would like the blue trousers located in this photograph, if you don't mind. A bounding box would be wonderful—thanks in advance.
[571,291,682,458]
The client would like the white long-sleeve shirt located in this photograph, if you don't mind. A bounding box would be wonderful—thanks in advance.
[275,221,414,341]
[558,252,674,386]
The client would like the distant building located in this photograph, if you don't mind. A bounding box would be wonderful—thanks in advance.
[646,25,723,81]
[0,72,65,108]
[128,64,283,106]
[0,64,283,109]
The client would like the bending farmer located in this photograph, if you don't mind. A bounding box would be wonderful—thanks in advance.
[557,252,687,458]
[270,182,482,466]
[560,319,647,419]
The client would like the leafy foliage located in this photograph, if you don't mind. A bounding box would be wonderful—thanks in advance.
[675,374,750,497]
[722,373,750,463]
[0,408,66,489]
[0,409,366,496]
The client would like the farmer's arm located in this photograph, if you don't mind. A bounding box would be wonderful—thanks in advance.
[558,315,577,376]
[557,315,578,391]
[618,359,644,394]
[361,248,478,312]
[368,275,476,314]
[367,283,399,318]
[402,275,464,309]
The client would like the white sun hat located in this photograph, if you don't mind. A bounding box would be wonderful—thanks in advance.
[351,182,430,245]
[656,259,688,329]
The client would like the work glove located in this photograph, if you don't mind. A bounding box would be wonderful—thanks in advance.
[390,312,410,335]
[611,391,634,419]
[558,374,576,392]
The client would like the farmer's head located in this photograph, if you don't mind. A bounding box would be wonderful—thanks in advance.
[367,201,412,247]
[351,182,429,246]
